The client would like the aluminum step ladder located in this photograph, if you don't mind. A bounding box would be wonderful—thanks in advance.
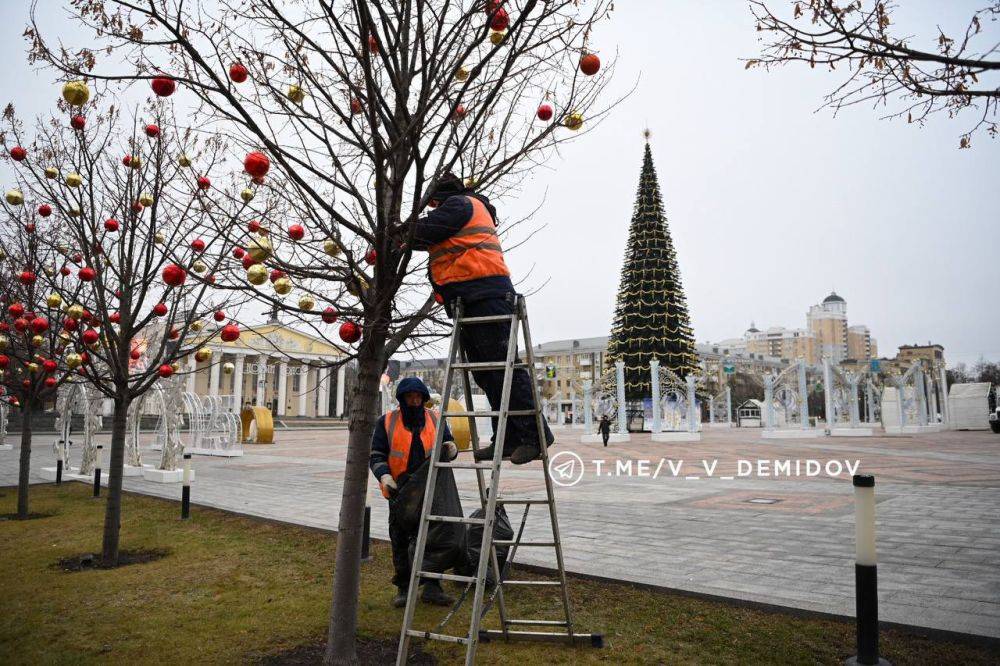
[396,295,600,665]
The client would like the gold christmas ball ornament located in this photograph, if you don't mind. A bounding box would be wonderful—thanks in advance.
[28,362,39,373]
[67,304,85,319]
[45,167,59,180]
[273,276,293,295]
[287,84,306,104]
[190,320,204,332]
[57,243,69,254]
[194,348,213,363]
[62,80,91,106]
[44,267,55,277]
[489,30,506,46]
[31,335,44,348]
[241,188,255,202]
[178,154,192,167]
[247,263,268,285]
[5,190,24,206]
[247,236,273,263]
[298,295,316,311]
[0,249,5,261]
[222,361,234,375]
[464,177,478,189]
[47,293,62,308]
[65,172,83,188]
[154,232,165,244]
[563,112,584,131]
[66,353,83,369]
[455,66,470,82]
[323,239,342,257]
[126,155,141,169]
[139,192,154,206]
[68,205,82,217]
[0,335,8,350]
[192,260,207,274]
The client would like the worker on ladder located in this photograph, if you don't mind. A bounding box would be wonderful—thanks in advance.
[370,377,461,608]
[406,172,554,465]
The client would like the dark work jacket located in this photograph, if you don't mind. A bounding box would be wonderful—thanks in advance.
[369,411,454,485]
[598,418,611,435]
[411,191,514,308]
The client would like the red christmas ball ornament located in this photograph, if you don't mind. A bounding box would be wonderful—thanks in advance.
[78,267,96,282]
[243,151,270,179]
[30,317,49,334]
[452,104,467,121]
[8,303,25,318]
[43,359,57,373]
[25,223,36,234]
[206,274,216,285]
[269,269,285,283]
[79,352,90,364]
[71,252,83,263]
[151,76,176,97]
[22,379,32,390]
[321,307,338,324]
[37,204,52,217]
[13,318,29,332]
[82,329,100,345]
[132,200,144,213]
[130,348,142,360]
[367,34,379,54]
[229,62,249,83]
[350,98,363,115]
[104,218,120,232]
[145,123,160,137]
[196,176,211,190]
[233,247,246,259]
[490,7,509,30]
[9,146,26,161]
[19,271,36,285]
[152,302,168,317]
[162,263,187,287]
[115,289,122,298]
[247,220,261,233]
[434,292,444,304]
[339,321,361,343]
[579,52,601,76]
[241,254,256,270]
[70,114,86,130]
[220,323,241,342]
[123,154,136,167]
[191,238,206,252]
[63,317,78,332]
[168,326,180,340]
[287,224,305,241]
[109,312,121,324]
[536,103,553,121]
[484,0,504,12]
[60,266,71,277]
[213,310,226,322]
[365,248,377,265]
[158,364,174,378]
[0,322,8,333]
[44,376,58,389]
[0,354,9,369]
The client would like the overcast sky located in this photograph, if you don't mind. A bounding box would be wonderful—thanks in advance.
[1,2,997,367]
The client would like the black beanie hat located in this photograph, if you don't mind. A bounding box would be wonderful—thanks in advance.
[431,172,466,199]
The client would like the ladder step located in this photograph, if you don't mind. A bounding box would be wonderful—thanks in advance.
[435,461,493,470]
[426,514,485,525]
[493,540,556,547]
[504,619,569,627]
[450,361,530,371]
[458,314,517,324]
[405,629,469,645]
[502,580,563,586]
[496,499,551,505]
[417,571,477,583]
[442,409,538,418]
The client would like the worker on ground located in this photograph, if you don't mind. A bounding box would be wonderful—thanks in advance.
[404,172,554,465]
[370,377,459,608]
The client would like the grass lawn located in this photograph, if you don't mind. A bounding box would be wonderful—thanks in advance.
[1,483,996,665]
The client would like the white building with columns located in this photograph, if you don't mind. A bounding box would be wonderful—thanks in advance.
[188,322,348,418]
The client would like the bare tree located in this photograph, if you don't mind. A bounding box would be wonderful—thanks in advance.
[27,1,619,661]
[2,92,246,565]
[748,1,1000,147]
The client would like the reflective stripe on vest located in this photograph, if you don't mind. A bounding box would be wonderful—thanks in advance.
[428,196,511,286]
[381,408,439,498]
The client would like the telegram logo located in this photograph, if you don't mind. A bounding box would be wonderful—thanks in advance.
[547,450,584,487]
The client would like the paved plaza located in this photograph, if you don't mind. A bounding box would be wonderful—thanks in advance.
[2,425,998,639]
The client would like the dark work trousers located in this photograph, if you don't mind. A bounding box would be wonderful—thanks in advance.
[458,293,553,454]
[602,432,610,446]
[387,501,414,589]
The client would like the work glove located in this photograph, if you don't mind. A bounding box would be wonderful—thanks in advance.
[380,473,397,493]
[442,440,458,461]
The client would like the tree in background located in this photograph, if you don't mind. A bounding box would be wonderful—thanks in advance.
[2,88,244,565]
[0,188,76,519]
[607,136,698,401]
[27,2,619,661]
[748,0,1000,147]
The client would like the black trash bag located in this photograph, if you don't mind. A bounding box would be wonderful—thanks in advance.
[457,505,514,586]
[389,459,466,575]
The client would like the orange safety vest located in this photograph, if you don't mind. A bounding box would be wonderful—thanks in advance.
[381,408,439,498]
[428,196,511,286]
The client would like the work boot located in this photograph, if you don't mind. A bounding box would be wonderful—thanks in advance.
[420,582,455,606]
[510,444,540,465]
[473,444,510,462]
[392,587,408,608]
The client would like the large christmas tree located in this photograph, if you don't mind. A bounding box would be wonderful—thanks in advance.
[606,137,699,401]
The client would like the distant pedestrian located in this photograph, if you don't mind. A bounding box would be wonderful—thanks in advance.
[598,414,611,446]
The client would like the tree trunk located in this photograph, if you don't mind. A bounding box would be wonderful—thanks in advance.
[324,330,387,665]
[101,396,130,566]
[16,401,33,519]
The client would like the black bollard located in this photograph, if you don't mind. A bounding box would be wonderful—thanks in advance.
[93,445,103,497]
[181,453,192,519]
[56,458,63,485]
[846,474,890,666]
[361,504,371,562]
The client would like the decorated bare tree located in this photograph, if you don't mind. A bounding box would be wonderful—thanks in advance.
[747,0,1000,147]
[29,1,618,660]
[0,183,76,519]
[2,86,247,564]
